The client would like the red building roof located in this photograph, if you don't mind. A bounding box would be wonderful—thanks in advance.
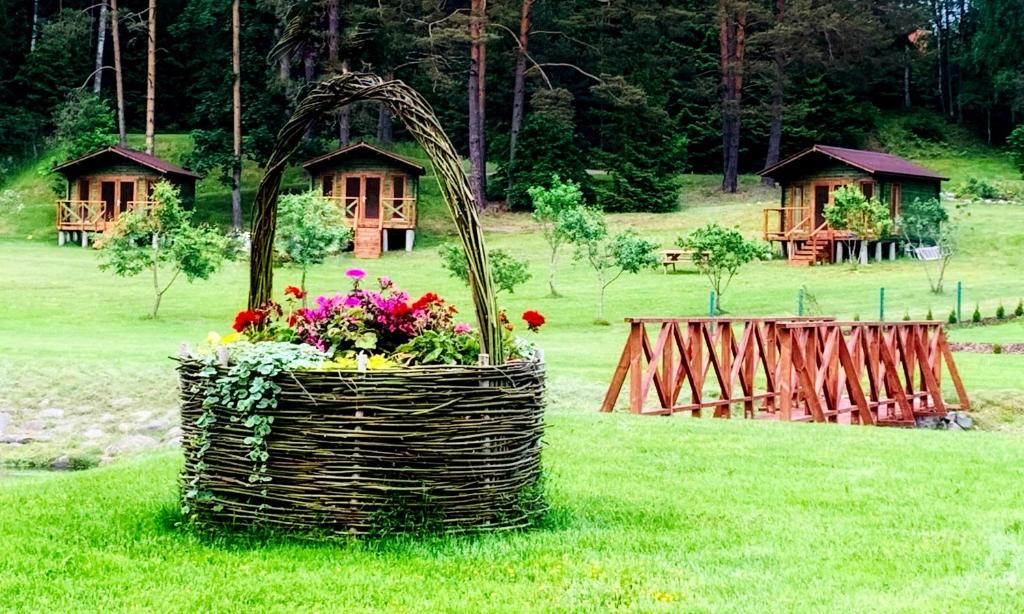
[759,145,948,181]
[52,146,201,179]
[302,142,426,176]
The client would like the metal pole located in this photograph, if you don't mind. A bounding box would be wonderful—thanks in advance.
[956,281,962,323]
[879,287,885,321]
[709,291,717,316]
[798,287,805,316]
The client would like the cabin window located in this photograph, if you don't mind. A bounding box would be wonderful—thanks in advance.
[77,178,90,201]
[890,183,902,218]
[392,176,406,219]
[322,174,334,197]
[860,181,875,200]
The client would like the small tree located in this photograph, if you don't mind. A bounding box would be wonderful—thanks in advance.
[439,243,531,294]
[527,176,584,297]
[824,186,891,266]
[899,197,959,293]
[676,223,769,313]
[275,191,352,297]
[560,206,659,323]
[99,182,231,318]
[1008,124,1024,177]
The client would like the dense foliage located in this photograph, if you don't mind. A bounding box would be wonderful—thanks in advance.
[2,0,1021,193]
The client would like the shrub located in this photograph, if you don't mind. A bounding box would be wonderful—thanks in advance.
[275,191,352,296]
[676,224,770,312]
[926,307,933,320]
[972,304,982,323]
[993,343,1003,355]
[439,243,531,295]
[948,309,958,325]
[853,313,861,322]
[825,186,891,265]
[527,176,585,297]
[959,177,1007,201]
[902,311,911,321]
[996,303,1006,320]
[1016,299,1023,317]
[1008,124,1024,177]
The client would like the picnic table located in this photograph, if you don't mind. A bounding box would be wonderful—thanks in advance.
[660,249,695,272]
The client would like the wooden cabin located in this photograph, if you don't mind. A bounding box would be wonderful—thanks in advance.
[759,145,947,265]
[52,146,199,247]
[302,142,425,259]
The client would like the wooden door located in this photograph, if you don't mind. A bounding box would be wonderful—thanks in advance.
[360,176,382,227]
[119,181,135,215]
[814,185,830,228]
[101,181,117,220]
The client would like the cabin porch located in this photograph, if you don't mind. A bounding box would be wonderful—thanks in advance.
[320,171,419,259]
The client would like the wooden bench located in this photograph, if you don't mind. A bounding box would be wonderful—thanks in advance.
[660,249,695,272]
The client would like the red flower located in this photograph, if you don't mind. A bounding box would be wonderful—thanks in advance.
[522,310,545,332]
[284,285,305,300]
[411,292,440,311]
[232,309,265,332]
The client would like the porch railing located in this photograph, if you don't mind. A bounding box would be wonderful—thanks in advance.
[56,200,107,231]
[762,207,813,240]
[324,195,416,228]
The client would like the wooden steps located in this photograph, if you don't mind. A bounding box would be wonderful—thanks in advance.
[788,238,830,266]
[353,227,382,258]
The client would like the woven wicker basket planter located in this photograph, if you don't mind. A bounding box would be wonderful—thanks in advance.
[178,359,546,536]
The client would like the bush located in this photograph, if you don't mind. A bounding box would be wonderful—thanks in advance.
[1015,299,1023,317]
[275,192,352,294]
[993,343,1003,355]
[996,303,1006,320]
[1008,124,1024,177]
[902,311,911,321]
[926,307,933,320]
[948,309,958,325]
[972,304,982,323]
[958,177,1010,201]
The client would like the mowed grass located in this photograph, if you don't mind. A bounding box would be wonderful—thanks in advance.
[2,418,1024,612]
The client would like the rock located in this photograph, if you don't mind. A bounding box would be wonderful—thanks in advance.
[111,398,135,409]
[0,434,32,444]
[951,411,974,430]
[38,408,65,419]
[117,422,134,433]
[104,435,158,456]
[164,426,183,441]
[166,437,182,448]
[51,455,72,470]
[141,420,171,434]
[130,410,152,421]
[21,420,44,431]
[83,428,105,440]
[0,412,10,433]
[946,420,963,430]
[914,416,944,429]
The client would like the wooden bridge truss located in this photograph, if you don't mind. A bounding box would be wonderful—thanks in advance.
[601,317,969,426]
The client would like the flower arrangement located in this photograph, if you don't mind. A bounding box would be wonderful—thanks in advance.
[214,272,545,368]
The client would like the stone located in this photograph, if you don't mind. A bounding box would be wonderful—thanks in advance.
[38,408,64,419]
[166,437,182,448]
[83,428,105,440]
[0,412,10,433]
[111,398,136,409]
[0,434,32,444]
[117,422,135,433]
[51,455,72,470]
[164,426,183,441]
[21,420,44,431]
[946,420,963,431]
[141,420,172,434]
[104,435,158,456]
[130,410,153,421]
[951,411,974,430]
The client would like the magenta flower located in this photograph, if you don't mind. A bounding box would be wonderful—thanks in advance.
[346,268,366,280]
[343,295,361,308]
[454,322,472,334]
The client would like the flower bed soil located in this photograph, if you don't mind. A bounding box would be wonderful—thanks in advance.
[948,342,1024,354]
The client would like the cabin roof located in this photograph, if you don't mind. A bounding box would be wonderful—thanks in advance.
[759,145,948,181]
[302,142,426,176]
[52,146,201,179]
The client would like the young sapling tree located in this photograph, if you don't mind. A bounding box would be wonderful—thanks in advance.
[561,206,658,324]
[439,243,532,294]
[824,186,891,266]
[527,175,584,297]
[99,182,231,318]
[676,223,769,313]
[898,197,959,293]
[274,191,352,300]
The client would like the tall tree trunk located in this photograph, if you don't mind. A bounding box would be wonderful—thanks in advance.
[762,0,784,187]
[327,0,351,146]
[376,72,394,146]
[31,0,40,52]
[508,0,533,193]
[231,0,242,231]
[93,1,108,93]
[339,60,351,146]
[145,0,157,155]
[110,0,126,145]
[719,3,745,194]
[933,0,946,116]
[468,0,488,209]
[903,46,912,108]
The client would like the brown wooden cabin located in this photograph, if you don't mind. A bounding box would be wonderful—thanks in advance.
[52,146,199,247]
[302,142,425,259]
[759,145,947,266]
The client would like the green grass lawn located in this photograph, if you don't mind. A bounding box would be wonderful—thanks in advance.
[2,419,1023,612]
[2,137,1024,610]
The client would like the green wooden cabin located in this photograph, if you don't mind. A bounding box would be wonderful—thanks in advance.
[52,146,199,246]
[302,142,426,259]
[759,145,947,265]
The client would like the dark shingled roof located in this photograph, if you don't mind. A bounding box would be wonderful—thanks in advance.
[759,144,948,181]
[302,141,426,176]
[52,146,201,179]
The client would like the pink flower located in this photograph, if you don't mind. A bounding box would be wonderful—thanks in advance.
[379,276,392,287]
[346,268,366,280]
[454,322,472,334]
[343,295,361,307]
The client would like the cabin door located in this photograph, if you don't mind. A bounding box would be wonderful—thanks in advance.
[813,185,830,228]
[357,176,383,228]
[101,181,117,220]
[119,181,135,215]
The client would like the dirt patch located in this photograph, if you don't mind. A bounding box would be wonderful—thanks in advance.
[949,342,1024,354]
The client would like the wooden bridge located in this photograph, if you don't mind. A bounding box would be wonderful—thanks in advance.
[601,317,968,426]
